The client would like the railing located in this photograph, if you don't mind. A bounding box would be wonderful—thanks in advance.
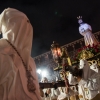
[34,31,100,68]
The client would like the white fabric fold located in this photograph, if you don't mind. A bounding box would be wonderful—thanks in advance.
[0,8,41,100]
[79,23,99,46]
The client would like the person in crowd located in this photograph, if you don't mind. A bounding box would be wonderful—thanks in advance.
[68,57,100,100]
[41,77,60,100]
[0,8,41,100]
[57,71,78,100]
[51,81,60,100]
[78,58,100,100]
[40,77,51,100]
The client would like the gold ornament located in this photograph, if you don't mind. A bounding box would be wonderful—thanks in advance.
[80,50,94,59]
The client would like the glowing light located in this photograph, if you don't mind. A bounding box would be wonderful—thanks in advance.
[37,69,41,74]
[42,70,48,77]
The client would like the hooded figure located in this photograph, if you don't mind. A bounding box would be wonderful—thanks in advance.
[0,8,41,100]
[67,59,100,100]
[78,59,100,100]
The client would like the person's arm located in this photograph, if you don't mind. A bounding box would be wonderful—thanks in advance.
[79,27,84,36]
[78,76,100,90]
[86,23,92,31]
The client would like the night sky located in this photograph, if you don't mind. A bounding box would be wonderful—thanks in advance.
[0,0,100,57]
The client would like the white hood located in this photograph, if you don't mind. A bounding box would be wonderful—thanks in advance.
[0,8,33,69]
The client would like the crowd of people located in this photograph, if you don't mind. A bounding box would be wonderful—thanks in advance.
[39,58,100,100]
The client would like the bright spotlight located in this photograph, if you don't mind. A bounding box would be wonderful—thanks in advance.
[37,69,41,74]
[42,70,48,77]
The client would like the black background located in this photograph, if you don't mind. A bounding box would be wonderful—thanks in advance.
[0,0,100,57]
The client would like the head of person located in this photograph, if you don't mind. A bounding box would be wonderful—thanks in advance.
[0,8,33,68]
[41,77,48,83]
[77,16,83,24]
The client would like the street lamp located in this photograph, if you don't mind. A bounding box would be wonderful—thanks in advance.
[51,41,72,70]
[51,41,62,64]
[51,41,71,91]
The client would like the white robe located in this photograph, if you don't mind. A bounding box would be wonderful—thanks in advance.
[68,59,100,100]
[50,88,60,100]
[57,87,69,100]
[79,59,100,99]
[79,23,99,47]
[79,59,91,80]
[90,63,100,73]
[57,86,78,100]
[0,8,41,100]
[78,72,100,99]
[41,88,60,100]
[42,88,51,100]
